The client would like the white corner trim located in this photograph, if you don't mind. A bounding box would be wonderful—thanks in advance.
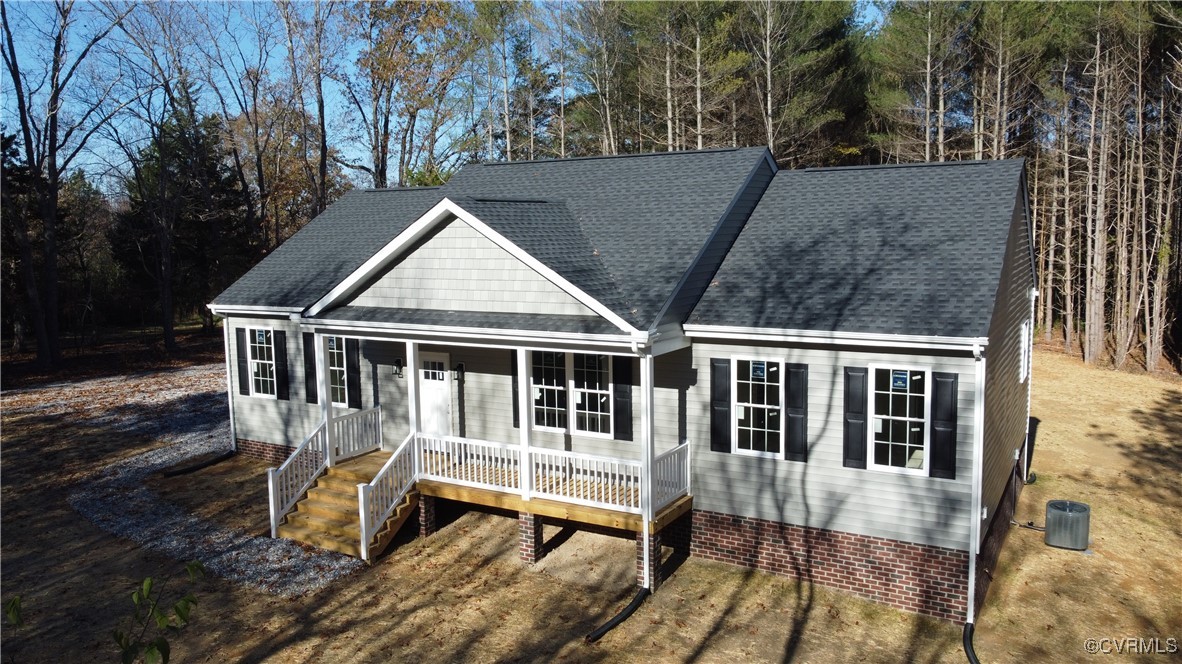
[304,197,641,335]
[966,350,987,624]
[683,324,988,352]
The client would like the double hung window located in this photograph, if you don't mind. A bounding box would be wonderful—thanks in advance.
[869,366,929,472]
[531,351,613,436]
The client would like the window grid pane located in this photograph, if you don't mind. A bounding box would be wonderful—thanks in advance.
[871,368,926,470]
[248,329,276,396]
[328,337,347,405]
[572,354,610,434]
[532,352,567,429]
[735,360,781,454]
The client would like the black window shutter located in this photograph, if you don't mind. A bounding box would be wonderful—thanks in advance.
[274,330,289,400]
[612,356,633,441]
[346,339,362,409]
[302,332,317,404]
[842,367,867,468]
[510,350,520,428]
[709,358,731,453]
[785,363,808,462]
[235,328,250,395]
[929,372,958,479]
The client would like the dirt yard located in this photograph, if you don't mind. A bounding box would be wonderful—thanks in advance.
[1,347,1178,663]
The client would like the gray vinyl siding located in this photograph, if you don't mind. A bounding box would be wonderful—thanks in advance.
[362,341,410,447]
[357,341,689,462]
[688,340,978,551]
[228,316,387,451]
[659,158,776,329]
[979,190,1034,543]
[347,218,598,317]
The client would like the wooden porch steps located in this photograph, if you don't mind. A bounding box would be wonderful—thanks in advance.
[276,453,418,560]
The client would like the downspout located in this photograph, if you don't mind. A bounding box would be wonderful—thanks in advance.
[964,343,987,661]
[221,316,238,452]
[587,350,656,644]
[1024,288,1037,483]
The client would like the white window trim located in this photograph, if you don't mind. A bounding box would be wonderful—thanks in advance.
[1019,321,1031,383]
[328,336,348,407]
[529,351,615,439]
[866,363,931,476]
[246,327,277,400]
[731,356,786,459]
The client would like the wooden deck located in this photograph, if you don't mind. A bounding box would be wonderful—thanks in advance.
[338,451,692,534]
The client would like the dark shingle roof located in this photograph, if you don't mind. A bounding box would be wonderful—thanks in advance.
[689,160,1026,338]
[213,148,770,332]
[317,305,621,335]
[212,187,445,308]
[443,148,770,328]
[451,198,634,326]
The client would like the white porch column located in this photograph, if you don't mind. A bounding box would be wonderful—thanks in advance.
[517,348,532,501]
[640,352,656,589]
[317,333,335,467]
[406,341,420,435]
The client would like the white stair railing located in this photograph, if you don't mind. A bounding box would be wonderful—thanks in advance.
[333,405,382,461]
[652,443,691,512]
[357,431,417,561]
[267,421,329,537]
[531,448,643,513]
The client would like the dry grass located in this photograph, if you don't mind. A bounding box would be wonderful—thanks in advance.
[2,348,1179,663]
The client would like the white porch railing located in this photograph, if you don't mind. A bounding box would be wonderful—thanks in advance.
[531,448,643,513]
[267,421,329,537]
[417,434,522,493]
[291,428,693,556]
[332,405,382,461]
[652,443,691,511]
[357,431,417,561]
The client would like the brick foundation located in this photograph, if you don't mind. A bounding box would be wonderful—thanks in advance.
[635,529,663,589]
[690,509,970,622]
[236,438,298,466]
[976,452,1026,614]
[518,513,545,564]
[419,495,437,538]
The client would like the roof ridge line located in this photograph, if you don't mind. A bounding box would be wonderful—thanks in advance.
[472,146,755,167]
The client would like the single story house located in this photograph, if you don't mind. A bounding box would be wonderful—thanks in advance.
[208,147,1034,624]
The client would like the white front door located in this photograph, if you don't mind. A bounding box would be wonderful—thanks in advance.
[419,352,452,436]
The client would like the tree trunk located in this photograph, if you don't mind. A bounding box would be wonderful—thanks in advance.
[665,23,673,151]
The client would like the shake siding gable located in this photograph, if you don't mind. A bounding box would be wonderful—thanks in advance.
[345,218,600,318]
[979,188,1035,543]
[689,340,977,551]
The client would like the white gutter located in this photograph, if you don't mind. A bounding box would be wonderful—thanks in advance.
[208,304,304,316]
[684,324,988,353]
[300,317,651,350]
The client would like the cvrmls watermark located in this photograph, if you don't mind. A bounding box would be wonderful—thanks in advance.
[1083,637,1178,655]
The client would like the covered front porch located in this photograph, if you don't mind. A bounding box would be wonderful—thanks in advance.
[267,326,692,589]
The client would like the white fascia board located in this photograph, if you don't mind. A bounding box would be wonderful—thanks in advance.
[683,324,988,352]
[207,304,305,317]
[299,317,644,351]
[304,197,642,336]
[305,197,456,317]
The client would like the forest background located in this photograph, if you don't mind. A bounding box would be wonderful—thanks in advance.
[2,0,1179,373]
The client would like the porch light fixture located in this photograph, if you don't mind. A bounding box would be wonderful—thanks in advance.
[392,358,404,378]
[452,363,465,380]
